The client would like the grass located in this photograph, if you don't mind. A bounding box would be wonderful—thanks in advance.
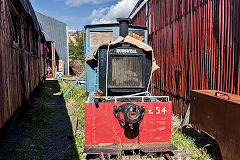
[16,133,48,160]
[29,101,53,124]
[58,80,86,129]
[15,138,37,160]
[58,80,86,159]
[69,134,85,159]
[28,86,54,124]
[41,88,53,99]
[171,116,213,160]
[15,87,55,160]
[172,130,212,159]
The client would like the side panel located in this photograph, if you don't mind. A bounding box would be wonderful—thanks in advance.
[190,90,240,160]
[140,102,172,143]
[85,102,172,145]
[85,26,119,96]
[0,0,44,128]
[85,102,138,145]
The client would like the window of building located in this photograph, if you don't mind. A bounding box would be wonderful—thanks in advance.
[30,30,34,53]
[24,27,29,51]
[10,13,20,44]
[34,37,38,57]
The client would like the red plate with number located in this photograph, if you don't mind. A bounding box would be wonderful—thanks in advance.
[85,102,172,145]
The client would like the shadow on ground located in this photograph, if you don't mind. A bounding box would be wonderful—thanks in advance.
[0,79,79,160]
[182,126,222,160]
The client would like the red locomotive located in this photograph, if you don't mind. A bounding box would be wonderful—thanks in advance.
[84,18,176,156]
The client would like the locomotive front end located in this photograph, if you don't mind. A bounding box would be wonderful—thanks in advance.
[84,18,176,156]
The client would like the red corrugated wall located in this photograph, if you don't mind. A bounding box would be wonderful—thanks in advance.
[131,4,146,27]
[131,0,240,118]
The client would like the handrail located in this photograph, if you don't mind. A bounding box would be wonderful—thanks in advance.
[87,95,169,103]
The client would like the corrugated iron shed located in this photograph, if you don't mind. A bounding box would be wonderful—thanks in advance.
[130,0,240,118]
[35,11,69,76]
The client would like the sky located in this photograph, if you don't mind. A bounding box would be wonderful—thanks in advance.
[30,0,138,31]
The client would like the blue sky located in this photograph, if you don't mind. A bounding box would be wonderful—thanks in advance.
[30,0,138,30]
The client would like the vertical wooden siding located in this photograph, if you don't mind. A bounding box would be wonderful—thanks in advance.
[131,4,146,27]
[131,0,240,117]
[0,0,43,128]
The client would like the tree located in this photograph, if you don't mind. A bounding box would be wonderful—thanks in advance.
[69,31,84,61]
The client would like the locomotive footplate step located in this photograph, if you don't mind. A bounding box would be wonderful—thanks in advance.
[140,143,177,153]
[84,143,177,155]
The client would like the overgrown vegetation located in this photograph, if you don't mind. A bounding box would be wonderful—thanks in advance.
[171,116,212,160]
[15,138,37,160]
[28,100,53,124]
[16,132,48,160]
[15,86,54,159]
[41,88,53,99]
[69,31,84,61]
[58,80,86,159]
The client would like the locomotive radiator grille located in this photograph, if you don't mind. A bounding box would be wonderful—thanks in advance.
[110,55,143,88]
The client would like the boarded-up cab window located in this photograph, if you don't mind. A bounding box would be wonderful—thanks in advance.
[10,13,20,44]
[90,31,113,47]
[128,30,145,42]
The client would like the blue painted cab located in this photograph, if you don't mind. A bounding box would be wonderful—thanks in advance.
[84,23,148,97]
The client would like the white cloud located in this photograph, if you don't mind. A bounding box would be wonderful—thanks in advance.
[89,0,138,24]
[60,16,88,22]
[65,0,112,7]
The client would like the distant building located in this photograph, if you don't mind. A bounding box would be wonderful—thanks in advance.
[68,30,78,44]
[35,11,69,75]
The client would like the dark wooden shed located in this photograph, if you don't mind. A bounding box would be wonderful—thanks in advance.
[0,0,46,128]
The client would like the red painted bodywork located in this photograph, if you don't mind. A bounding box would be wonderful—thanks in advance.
[85,102,172,145]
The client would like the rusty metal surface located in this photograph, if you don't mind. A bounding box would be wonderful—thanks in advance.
[190,90,240,160]
[163,153,173,160]
[131,0,240,118]
[84,143,177,155]
[84,145,122,155]
[0,0,44,128]
[140,143,177,153]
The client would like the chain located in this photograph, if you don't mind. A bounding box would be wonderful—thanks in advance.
[113,106,125,128]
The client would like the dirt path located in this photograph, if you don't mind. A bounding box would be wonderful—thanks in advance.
[0,79,79,160]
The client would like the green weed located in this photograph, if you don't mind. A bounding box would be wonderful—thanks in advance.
[59,80,86,129]
[41,88,53,99]
[58,80,86,159]
[15,138,38,160]
[171,124,212,159]
[30,101,53,124]
[68,134,85,160]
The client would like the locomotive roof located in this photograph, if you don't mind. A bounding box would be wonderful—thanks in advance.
[86,35,160,73]
[84,23,147,30]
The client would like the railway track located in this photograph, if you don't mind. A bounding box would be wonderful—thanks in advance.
[163,152,173,160]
